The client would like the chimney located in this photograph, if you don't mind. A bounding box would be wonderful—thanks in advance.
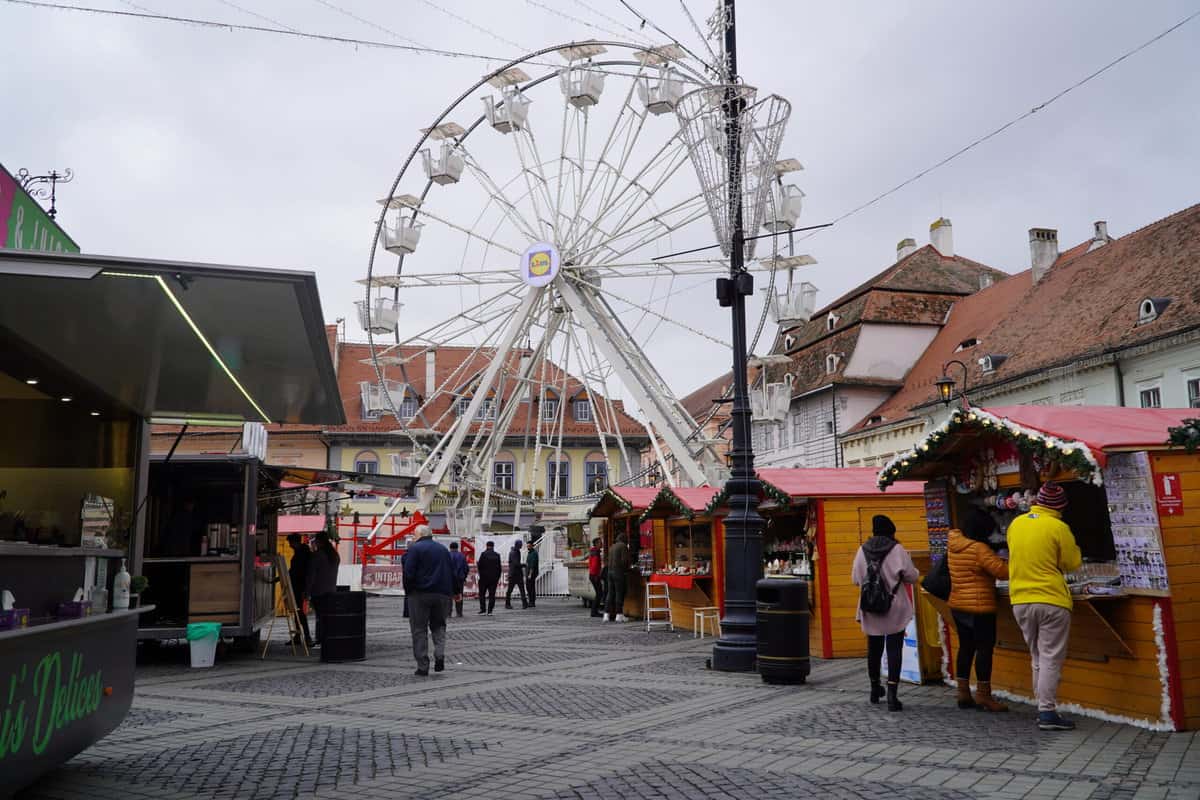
[425,349,436,395]
[1029,228,1058,283]
[1088,220,1111,252]
[896,237,917,261]
[930,217,954,257]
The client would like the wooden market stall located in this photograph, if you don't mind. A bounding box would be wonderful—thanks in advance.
[637,485,723,633]
[878,405,1200,730]
[706,468,929,661]
[588,487,660,620]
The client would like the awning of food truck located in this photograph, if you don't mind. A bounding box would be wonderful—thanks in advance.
[0,249,345,425]
[877,405,1197,489]
[261,464,418,499]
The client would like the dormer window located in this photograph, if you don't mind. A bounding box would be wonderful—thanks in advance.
[955,337,979,351]
[867,415,883,426]
[784,333,796,349]
[825,353,840,373]
[1138,297,1171,325]
[978,354,1009,373]
[826,311,839,332]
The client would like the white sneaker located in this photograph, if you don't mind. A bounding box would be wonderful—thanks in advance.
[615,614,627,623]
[601,613,610,622]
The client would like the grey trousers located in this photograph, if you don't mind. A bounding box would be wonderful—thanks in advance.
[1013,602,1072,712]
[408,592,450,670]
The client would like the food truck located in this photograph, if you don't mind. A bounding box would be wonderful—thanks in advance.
[0,249,345,793]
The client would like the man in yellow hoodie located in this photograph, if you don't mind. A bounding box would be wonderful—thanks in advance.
[1006,481,1082,731]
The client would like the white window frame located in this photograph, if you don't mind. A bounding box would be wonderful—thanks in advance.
[825,354,839,374]
[398,396,418,419]
[476,398,497,420]
[455,397,471,416]
[1138,381,1162,409]
[547,459,570,497]
[493,460,514,491]
[542,397,560,422]
[573,398,592,422]
[1188,376,1200,409]
[353,454,379,500]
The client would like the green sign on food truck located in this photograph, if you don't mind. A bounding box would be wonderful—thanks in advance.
[0,163,79,253]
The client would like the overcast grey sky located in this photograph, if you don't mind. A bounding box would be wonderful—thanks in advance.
[5,0,1199,405]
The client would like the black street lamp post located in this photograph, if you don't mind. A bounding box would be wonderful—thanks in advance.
[935,359,971,408]
[711,0,765,673]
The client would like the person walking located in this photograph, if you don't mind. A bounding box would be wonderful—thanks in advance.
[448,541,469,618]
[286,534,315,649]
[604,533,630,623]
[947,509,1010,712]
[306,531,339,649]
[1006,482,1082,731]
[851,515,918,712]
[505,540,528,609]
[525,540,539,608]
[587,538,604,618]
[476,541,501,615]
[403,524,454,676]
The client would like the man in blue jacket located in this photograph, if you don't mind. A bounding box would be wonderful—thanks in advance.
[403,525,454,675]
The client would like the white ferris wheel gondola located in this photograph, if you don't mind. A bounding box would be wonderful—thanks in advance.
[637,65,685,115]
[355,296,401,336]
[763,184,805,233]
[750,380,792,423]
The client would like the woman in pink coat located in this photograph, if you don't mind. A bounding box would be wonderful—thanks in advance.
[851,515,919,711]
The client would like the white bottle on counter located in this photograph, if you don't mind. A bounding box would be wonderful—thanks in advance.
[113,560,131,610]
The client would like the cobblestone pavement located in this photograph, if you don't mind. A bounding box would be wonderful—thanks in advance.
[20,597,1200,800]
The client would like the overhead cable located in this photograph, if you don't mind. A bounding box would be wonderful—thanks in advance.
[806,7,1200,236]
[615,0,707,67]
[215,0,298,33]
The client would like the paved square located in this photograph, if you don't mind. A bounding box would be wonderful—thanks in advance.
[17,597,1199,800]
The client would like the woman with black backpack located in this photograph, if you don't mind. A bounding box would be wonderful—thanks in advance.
[851,515,919,712]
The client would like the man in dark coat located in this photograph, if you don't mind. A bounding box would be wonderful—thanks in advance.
[286,534,314,648]
[605,533,630,623]
[505,540,528,609]
[476,541,502,616]
[525,541,539,608]
[403,525,454,676]
[448,541,469,618]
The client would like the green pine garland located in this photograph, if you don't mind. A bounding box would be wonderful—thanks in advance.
[1166,418,1200,454]
[878,408,1100,489]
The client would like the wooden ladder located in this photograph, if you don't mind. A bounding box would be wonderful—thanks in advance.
[645,581,674,632]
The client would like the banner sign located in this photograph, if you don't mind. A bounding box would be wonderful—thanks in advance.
[0,164,79,253]
[1154,472,1184,517]
[361,564,404,592]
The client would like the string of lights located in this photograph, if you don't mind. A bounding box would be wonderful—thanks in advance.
[615,0,707,68]
[524,0,625,41]
[419,0,528,52]
[216,0,298,33]
[309,0,426,48]
[571,0,654,45]
[678,0,718,65]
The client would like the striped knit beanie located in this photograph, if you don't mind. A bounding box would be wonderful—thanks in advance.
[1036,482,1068,510]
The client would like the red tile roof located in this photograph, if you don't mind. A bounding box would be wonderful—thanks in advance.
[971,203,1200,389]
[846,269,1033,433]
[328,341,647,439]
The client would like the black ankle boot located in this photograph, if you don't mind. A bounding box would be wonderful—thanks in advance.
[870,681,884,704]
[887,682,903,712]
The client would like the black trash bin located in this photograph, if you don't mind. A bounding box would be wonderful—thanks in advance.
[320,590,366,662]
[756,576,811,685]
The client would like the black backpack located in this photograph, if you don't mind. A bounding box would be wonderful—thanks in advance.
[921,555,952,601]
[860,553,900,614]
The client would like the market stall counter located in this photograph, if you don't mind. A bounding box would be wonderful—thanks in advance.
[879,406,1200,730]
[638,485,722,633]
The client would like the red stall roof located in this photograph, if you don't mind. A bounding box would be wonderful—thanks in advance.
[878,405,1197,489]
[638,485,723,522]
[982,406,1194,454]
[758,467,925,498]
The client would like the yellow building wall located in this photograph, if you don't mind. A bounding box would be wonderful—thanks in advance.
[336,444,621,514]
[150,433,327,469]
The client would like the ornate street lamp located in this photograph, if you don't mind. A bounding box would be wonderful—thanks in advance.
[16,168,73,219]
[936,359,970,408]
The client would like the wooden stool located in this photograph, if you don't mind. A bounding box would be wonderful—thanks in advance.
[693,606,720,639]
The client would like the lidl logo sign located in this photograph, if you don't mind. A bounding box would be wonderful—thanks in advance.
[521,241,559,287]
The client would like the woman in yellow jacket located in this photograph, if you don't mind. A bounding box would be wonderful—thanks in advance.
[947,509,1009,712]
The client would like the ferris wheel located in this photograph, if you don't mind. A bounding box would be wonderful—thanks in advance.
[359,40,805,518]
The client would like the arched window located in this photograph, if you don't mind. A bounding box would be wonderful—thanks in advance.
[584,452,608,492]
[352,450,379,500]
[547,458,570,498]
